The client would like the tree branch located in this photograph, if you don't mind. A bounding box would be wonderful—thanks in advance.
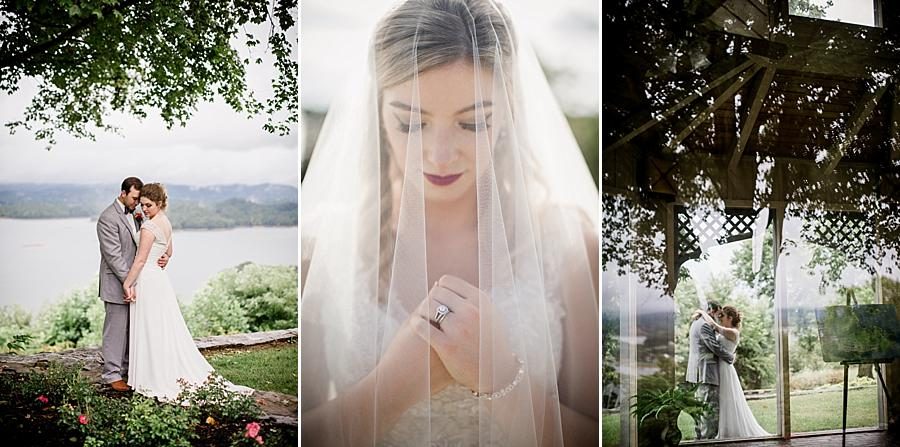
[0,0,141,70]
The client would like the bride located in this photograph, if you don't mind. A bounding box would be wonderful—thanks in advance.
[121,183,251,401]
[699,306,770,439]
[300,0,598,445]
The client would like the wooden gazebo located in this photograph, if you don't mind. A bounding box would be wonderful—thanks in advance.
[602,0,900,444]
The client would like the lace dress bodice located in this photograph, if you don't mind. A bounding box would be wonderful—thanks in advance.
[333,291,567,447]
[718,332,739,356]
[140,219,169,267]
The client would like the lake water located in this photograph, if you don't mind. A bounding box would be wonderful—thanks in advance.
[0,218,297,314]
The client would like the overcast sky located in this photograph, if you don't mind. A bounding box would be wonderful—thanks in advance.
[0,22,298,187]
[301,0,599,115]
[806,0,876,26]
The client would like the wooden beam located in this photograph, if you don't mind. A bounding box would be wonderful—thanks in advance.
[603,59,755,155]
[821,81,890,177]
[891,84,900,165]
[667,63,763,152]
[730,64,776,171]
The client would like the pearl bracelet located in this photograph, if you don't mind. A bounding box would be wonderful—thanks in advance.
[471,355,525,401]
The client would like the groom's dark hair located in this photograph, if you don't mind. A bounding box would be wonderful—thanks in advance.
[121,177,144,193]
[707,301,722,312]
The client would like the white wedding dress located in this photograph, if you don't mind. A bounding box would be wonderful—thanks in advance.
[717,333,770,439]
[127,217,252,402]
[334,294,567,446]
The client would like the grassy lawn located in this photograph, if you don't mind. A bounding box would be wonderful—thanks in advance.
[206,343,298,395]
[603,386,878,445]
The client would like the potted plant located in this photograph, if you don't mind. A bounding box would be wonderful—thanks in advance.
[630,382,709,447]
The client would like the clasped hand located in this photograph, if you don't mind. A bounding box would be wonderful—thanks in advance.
[379,274,519,396]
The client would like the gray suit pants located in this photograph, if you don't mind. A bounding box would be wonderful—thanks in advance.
[101,302,130,383]
[695,383,719,439]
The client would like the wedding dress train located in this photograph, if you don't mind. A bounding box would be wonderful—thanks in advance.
[127,218,252,401]
[717,333,770,439]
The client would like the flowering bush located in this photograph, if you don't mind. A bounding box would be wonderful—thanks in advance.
[0,362,296,446]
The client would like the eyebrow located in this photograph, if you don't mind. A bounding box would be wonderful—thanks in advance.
[388,100,493,116]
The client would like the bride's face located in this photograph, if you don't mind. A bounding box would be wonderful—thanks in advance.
[381,60,495,204]
[139,197,161,219]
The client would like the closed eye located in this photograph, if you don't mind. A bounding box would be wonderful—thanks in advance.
[394,113,424,133]
[460,112,492,132]
[460,121,491,132]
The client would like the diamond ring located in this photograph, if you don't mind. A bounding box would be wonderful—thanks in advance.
[433,304,451,325]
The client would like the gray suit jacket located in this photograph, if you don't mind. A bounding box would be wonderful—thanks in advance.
[97,200,138,304]
[687,319,734,386]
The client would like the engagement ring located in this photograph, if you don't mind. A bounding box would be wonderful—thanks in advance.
[433,304,451,325]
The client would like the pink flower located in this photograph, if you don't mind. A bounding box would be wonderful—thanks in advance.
[36,395,49,404]
[245,421,261,438]
[255,435,264,445]
[134,212,143,221]
[78,414,88,425]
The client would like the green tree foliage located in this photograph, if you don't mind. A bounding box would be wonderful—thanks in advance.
[11,263,297,352]
[167,199,298,229]
[186,263,298,337]
[789,0,834,19]
[0,0,297,147]
[732,232,776,303]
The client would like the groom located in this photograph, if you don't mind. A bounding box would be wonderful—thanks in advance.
[96,177,168,392]
[686,300,734,439]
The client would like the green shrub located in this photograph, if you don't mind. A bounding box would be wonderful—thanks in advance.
[187,263,298,336]
[0,305,36,352]
[38,278,105,349]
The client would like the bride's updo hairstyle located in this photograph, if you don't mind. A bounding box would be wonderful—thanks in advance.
[372,0,515,90]
[722,305,742,329]
[141,183,168,211]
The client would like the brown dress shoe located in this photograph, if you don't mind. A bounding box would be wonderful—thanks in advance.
[109,380,131,392]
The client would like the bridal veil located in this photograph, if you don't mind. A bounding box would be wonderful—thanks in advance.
[301,0,598,445]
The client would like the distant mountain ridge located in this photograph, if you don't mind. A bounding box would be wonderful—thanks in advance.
[0,183,297,228]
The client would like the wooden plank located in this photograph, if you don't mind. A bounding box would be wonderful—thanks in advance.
[603,59,755,154]
[891,84,900,163]
[731,64,776,170]
[722,0,769,38]
[667,63,763,152]
[709,7,763,39]
[821,81,890,176]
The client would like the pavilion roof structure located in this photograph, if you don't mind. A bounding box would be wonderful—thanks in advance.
[603,0,900,207]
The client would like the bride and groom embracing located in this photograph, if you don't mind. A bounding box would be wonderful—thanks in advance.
[96,177,250,400]
[686,301,769,440]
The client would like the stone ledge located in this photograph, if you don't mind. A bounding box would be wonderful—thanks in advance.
[0,329,298,427]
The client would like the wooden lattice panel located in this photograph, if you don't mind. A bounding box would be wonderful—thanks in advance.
[800,211,873,268]
[675,206,765,272]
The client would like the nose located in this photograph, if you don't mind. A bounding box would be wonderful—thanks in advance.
[424,128,458,168]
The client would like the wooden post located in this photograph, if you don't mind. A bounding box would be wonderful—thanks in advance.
[773,206,791,438]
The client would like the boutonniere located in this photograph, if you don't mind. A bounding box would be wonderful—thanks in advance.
[134,211,143,223]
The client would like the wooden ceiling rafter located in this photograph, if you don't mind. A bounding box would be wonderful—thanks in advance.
[820,80,891,178]
[603,59,755,155]
[667,63,763,152]
[730,63,776,171]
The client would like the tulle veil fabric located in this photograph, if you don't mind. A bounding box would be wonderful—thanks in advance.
[300,1,598,445]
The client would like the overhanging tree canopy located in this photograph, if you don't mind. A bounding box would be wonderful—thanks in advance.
[0,0,297,147]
